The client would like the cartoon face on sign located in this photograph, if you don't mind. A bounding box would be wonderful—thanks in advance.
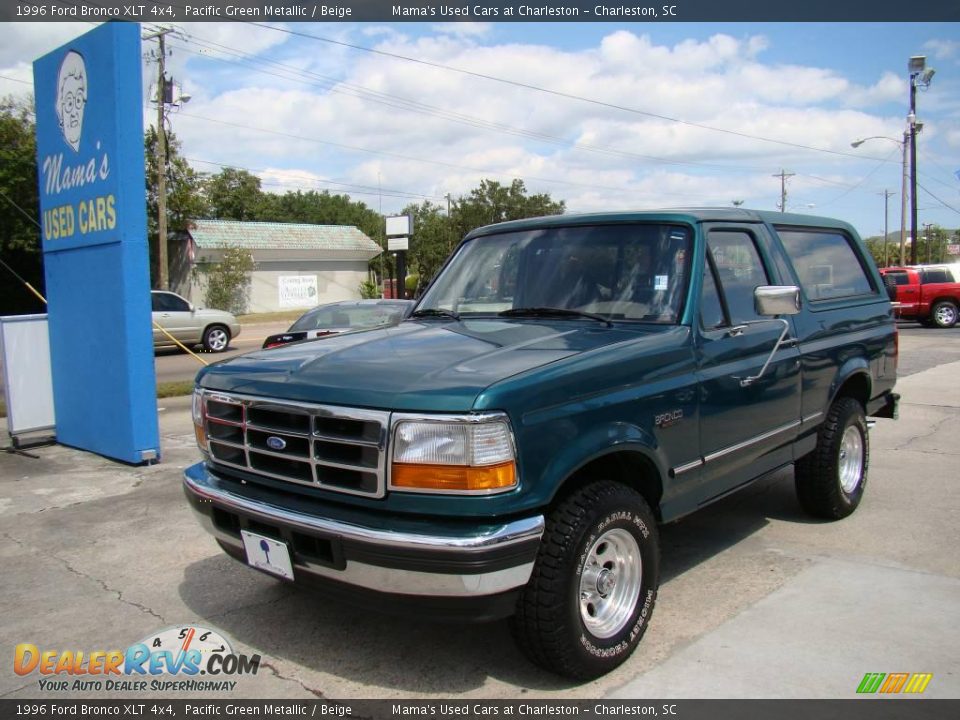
[56,50,86,152]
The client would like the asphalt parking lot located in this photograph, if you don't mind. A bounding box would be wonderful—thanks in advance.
[1,327,958,700]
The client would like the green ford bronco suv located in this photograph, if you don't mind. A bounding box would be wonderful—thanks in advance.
[184,209,899,679]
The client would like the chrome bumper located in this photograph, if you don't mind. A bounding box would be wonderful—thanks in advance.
[183,462,544,599]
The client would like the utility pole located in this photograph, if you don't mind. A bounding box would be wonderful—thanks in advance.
[899,130,909,266]
[145,27,174,290]
[908,55,936,266]
[909,87,919,265]
[879,189,894,267]
[773,169,795,212]
[923,223,933,263]
[445,192,454,252]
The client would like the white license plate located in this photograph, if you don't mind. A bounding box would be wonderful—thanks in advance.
[241,530,294,580]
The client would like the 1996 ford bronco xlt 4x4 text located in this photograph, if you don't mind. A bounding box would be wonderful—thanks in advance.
[184,209,899,679]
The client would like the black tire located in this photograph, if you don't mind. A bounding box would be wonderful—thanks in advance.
[795,396,869,520]
[510,481,659,680]
[930,300,958,329]
[202,324,231,352]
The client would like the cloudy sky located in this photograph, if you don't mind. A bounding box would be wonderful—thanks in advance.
[2,20,958,239]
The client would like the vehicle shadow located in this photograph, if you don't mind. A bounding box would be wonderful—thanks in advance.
[659,467,820,583]
[177,467,815,694]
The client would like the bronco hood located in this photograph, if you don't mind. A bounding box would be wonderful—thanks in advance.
[197,319,663,412]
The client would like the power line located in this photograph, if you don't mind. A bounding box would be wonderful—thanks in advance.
[249,22,888,163]
[0,74,32,86]
[168,32,788,178]
[173,110,721,201]
[183,156,446,203]
[917,181,960,216]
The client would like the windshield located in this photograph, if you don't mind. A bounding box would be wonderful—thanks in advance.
[290,304,409,332]
[417,223,692,324]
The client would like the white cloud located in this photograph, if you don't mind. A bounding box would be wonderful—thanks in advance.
[924,39,960,62]
[5,22,952,232]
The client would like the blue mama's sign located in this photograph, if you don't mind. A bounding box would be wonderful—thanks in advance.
[34,23,160,464]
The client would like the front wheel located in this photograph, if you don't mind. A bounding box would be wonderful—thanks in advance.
[202,325,231,352]
[510,481,659,680]
[931,300,958,329]
[795,396,869,519]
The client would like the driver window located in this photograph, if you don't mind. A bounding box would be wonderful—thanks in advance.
[707,231,770,325]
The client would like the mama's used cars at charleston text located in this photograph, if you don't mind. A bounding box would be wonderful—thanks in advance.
[183,209,898,679]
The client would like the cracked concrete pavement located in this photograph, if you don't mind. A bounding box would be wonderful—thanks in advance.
[1,330,958,699]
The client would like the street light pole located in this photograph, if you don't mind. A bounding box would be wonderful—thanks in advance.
[899,130,909,265]
[908,55,936,266]
[879,189,893,267]
[851,134,910,265]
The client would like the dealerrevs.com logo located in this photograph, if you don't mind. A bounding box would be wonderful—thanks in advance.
[14,625,261,692]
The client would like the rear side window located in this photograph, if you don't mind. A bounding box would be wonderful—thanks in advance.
[886,271,910,286]
[775,228,875,301]
[152,292,189,312]
[922,269,952,284]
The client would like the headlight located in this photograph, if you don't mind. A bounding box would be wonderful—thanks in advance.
[390,414,518,494]
[192,388,208,452]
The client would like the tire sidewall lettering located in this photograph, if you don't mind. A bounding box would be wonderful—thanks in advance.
[575,510,654,659]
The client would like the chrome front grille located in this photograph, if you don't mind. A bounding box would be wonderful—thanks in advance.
[201,392,389,498]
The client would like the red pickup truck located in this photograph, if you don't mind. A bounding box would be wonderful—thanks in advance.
[880,265,960,328]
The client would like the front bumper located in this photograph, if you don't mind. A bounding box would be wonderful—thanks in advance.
[183,462,544,620]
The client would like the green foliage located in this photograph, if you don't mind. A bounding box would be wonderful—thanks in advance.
[405,273,420,292]
[195,247,256,314]
[401,181,564,291]
[257,189,383,241]
[145,127,208,286]
[452,179,565,236]
[358,278,380,299]
[204,167,264,220]
[863,226,958,268]
[0,96,45,315]
[0,97,39,253]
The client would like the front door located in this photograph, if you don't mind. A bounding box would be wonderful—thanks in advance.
[695,225,802,503]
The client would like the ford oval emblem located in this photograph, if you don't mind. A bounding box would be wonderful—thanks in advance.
[266,436,287,451]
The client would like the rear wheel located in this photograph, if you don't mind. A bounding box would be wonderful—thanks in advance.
[202,325,231,352]
[510,481,659,680]
[795,396,869,519]
[930,300,958,329]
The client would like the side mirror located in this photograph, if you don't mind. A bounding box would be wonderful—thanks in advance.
[735,286,801,388]
[755,285,801,316]
[189,303,196,313]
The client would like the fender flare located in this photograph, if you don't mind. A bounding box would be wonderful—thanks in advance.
[538,422,667,506]
[827,358,872,408]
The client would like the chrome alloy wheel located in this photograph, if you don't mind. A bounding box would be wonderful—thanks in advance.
[206,328,229,351]
[838,425,865,494]
[935,304,957,327]
[579,528,642,638]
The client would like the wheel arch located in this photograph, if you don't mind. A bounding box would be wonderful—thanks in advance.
[829,365,872,410]
[549,447,665,521]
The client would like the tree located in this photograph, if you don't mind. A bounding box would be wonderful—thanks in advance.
[402,200,453,292]
[451,179,565,240]
[194,246,256,315]
[0,96,44,315]
[145,127,208,287]
[204,167,265,221]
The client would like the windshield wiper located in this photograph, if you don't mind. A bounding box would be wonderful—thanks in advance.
[499,307,613,327]
[409,307,461,321]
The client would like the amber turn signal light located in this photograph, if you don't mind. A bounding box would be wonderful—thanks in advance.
[391,461,517,492]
